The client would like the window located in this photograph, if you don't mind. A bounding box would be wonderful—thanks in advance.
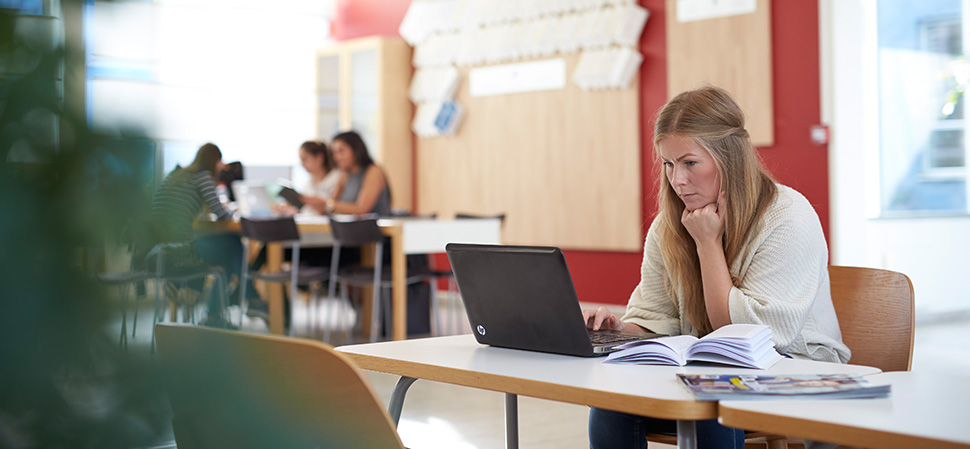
[84,0,333,182]
[877,0,969,215]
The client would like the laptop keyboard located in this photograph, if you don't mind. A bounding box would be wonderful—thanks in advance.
[588,331,647,345]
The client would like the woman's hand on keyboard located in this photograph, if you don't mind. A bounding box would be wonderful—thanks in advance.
[582,307,624,332]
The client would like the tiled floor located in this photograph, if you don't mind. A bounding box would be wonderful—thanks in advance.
[116,292,970,449]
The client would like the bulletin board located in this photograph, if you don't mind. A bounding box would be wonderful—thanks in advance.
[665,0,774,146]
[415,54,643,251]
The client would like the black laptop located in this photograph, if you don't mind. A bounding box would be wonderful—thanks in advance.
[445,243,663,357]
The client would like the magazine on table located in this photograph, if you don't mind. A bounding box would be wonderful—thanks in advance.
[603,323,783,369]
[677,373,891,401]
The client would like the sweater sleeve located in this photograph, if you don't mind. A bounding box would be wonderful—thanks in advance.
[194,171,233,221]
[621,218,682,336]
[727,190,830,354]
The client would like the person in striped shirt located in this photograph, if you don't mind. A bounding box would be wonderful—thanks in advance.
[150,143,252,327]
[151,143,232,243]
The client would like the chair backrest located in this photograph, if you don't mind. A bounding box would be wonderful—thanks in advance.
[329,216,384,247]
[240,217,300,243]
[154,324,405,449]
[828,266,915,372]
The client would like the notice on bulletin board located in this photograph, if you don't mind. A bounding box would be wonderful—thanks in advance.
[676,0,756,23]
[468,59,566,97]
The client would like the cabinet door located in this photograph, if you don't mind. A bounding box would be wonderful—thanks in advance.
[316,53,341,141]
[349,48,379,160]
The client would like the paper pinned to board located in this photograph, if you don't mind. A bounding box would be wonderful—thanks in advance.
[469,58,566,97]
[676,0,756,23]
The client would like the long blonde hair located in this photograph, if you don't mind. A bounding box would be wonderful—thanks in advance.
[653,86,777,335]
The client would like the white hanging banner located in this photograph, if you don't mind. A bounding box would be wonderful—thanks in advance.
[676,0,756,23]
[468,58,566,97]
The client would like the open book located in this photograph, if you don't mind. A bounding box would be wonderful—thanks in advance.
[678,374,891,401]
[604,323,783,369]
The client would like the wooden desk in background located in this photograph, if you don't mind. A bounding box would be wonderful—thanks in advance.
[719,371,970,449]
[201,216,501,339]
[336,335,881,449]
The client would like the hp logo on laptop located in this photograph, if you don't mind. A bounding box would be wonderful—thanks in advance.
[476,325,486,336]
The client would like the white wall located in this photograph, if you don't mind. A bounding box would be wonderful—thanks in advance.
[821,0,970,319]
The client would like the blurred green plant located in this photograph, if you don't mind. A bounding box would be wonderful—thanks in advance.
[1,4,169,448]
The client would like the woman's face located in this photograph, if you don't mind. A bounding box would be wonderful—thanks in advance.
[331,139,356,170]
[299,147,324,175]
[658,136,720,211]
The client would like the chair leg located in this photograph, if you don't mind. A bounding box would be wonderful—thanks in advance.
[150,279,163,353]
[216,271,228,324]
[340,282,353,342]
[118,282,130,349]
[429,279,441,336]
[309,283,317,339]
[382,287,393,340]
[318,283,332,343]
[131,284,140,338]
[369,287,381,343]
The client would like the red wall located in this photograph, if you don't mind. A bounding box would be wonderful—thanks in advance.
[330,0,409,40]
[332,0,828,306]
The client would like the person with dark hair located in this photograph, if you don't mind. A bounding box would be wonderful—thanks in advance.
[582,86,850,449]
[279,140,342,215]
[303,130,391,216]
[150,143,256,327]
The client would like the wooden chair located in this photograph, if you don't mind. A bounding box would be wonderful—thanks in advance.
[647,265,915,448]
[154,324,405,449]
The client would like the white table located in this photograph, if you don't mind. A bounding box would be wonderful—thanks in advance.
[336,334,881,449]
[719,371,970,449]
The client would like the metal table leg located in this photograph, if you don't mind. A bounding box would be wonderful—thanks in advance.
[505,393,519,449]
[388,376,418,427]
[677,419,697,449]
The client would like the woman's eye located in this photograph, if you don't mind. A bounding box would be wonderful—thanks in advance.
[685,161,696,166]
[662,161,673,167]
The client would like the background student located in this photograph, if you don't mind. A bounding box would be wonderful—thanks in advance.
[277,140,342,216]
[302,130,391,216]
[582,86,850,449]
[149,143,259,327]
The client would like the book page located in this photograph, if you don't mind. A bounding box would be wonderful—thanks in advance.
[701,323,767,340]
[605,335,698,365]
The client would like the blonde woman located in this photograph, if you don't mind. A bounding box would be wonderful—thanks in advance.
[582,86,850,449]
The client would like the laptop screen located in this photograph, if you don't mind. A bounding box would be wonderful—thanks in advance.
[446,243,604,357]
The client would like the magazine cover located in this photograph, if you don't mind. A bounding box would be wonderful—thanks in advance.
[677,374,891,401]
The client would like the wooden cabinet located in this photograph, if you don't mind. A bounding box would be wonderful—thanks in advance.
[316,37,413,211]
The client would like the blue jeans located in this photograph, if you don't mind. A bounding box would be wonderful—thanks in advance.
[589,407,744,449]
[192,233,259,312]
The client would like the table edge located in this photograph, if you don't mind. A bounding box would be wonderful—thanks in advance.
[343,351,718,421]
[718,402,969,449]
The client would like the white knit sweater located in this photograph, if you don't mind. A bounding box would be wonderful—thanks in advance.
[621,185,851,364]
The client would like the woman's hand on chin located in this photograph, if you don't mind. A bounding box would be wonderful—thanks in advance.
[682,191,726,248]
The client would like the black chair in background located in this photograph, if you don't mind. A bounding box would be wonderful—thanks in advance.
[218,161,243,202]
[328,215,434,342]
[97,220,154,349]
[145,242,229,350]
[238,217,335,339]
